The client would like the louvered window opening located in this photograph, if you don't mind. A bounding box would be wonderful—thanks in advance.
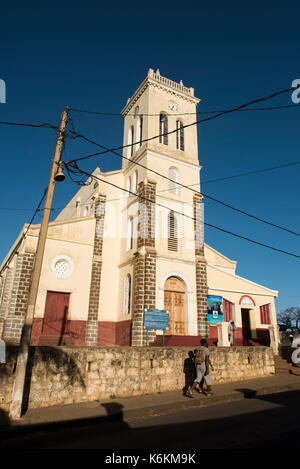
[223,299,233,322]
[176,120,184,151]
[260,304,271,325]
[168,212,178,251]
[159,113,168,145]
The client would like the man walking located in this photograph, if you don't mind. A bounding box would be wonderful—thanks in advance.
[187,338,214,397]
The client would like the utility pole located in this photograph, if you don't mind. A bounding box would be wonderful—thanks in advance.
[9,108,68,419]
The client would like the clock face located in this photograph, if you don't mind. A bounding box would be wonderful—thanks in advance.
[168,100,178,112]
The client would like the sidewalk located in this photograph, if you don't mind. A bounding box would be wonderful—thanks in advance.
[1,369,300,434]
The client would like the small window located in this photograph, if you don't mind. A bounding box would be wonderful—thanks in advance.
[223,299,233,322]
[168,211,178,251]
[136,116,143,150]
[82,205,90,217]
[176,120,184,151]
[127,125,134,158]
[159,113,168,145]
[123,274,132,315]
[126,176,131,197]
[168,167,180,195]
[132,170,138,194]
[126,218,134,251]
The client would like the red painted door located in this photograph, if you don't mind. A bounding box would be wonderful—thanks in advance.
[42,291,70,343]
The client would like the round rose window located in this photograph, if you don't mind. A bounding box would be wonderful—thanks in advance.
[51,255,74,279]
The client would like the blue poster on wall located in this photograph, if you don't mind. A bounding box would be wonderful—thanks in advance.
[207,295,224,325]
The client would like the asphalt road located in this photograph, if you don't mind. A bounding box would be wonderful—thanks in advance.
[1,389,300,450]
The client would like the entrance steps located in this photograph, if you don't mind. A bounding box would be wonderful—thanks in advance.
[274,354,297,375]
[38,335,75,347]
[152,335,217,347]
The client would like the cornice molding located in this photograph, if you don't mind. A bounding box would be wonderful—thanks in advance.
[121,69,200,116]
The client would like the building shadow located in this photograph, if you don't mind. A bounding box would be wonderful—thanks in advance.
[0,409,10,428]
[19,346,86,416]
[182,351,196,396]
[2,389,300,449]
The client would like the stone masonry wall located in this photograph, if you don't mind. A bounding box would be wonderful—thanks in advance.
[0,346,275,412]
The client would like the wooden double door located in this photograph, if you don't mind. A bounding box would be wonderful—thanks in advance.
[164,277,186,335]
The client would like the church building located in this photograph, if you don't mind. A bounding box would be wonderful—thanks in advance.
[0,69,279,350]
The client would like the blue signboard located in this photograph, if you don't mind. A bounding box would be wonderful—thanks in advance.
[144,309,169,330]
[207,295,224,325]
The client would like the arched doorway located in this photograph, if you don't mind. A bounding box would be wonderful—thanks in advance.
[164,277,186,335]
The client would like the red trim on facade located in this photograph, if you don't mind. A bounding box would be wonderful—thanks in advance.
[239,295,256,306]
[31,318,43,345]
[98,320,132,346]
[31,318,87,346]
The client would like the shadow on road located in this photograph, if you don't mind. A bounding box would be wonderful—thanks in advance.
[1,389,300,449]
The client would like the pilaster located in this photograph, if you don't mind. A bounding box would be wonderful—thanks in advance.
[86,195,106,346]
[3,253,35,343]
[131,181,157,346]
[194,195,209,337]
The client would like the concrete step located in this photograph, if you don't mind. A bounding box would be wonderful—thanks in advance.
[152,335,217,347]
[38,335,74,347]
[274,354,297,374]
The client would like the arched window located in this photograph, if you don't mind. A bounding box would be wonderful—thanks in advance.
[159,113,168,145]
[132,170,138,194]
[123,274,132,315]
[176,120,184,151]
[126,176,131,197]
[168,211,178,251]
[126,218,134,251]
[82,205,90,217]
[76,199,81,217]
[127,125,134,158]
[168,167,180,195]
[136,116,143,150]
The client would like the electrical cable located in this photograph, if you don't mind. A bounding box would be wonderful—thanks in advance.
[69,103,300,117]
[0,120,59,131]
[1,159,300,213]
[0,188,47,275]
[65,84,300,164]
[67,162,300,260]
[63,128,300,237]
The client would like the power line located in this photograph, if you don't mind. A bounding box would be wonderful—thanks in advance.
[69,103,300,117]
[1,159,300,213]
[63,123,300,237]
[0,188,47,275]
[199,161,300,185]
[202,193,300,237]
[0,120,59,131]
[66,84,299,164]
[66,163,300,260]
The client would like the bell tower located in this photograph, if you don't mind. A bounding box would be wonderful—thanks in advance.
[121,68,201,168]
[121,70,208,345]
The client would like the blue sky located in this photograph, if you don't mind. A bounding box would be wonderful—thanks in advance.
[0,1,299,314]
